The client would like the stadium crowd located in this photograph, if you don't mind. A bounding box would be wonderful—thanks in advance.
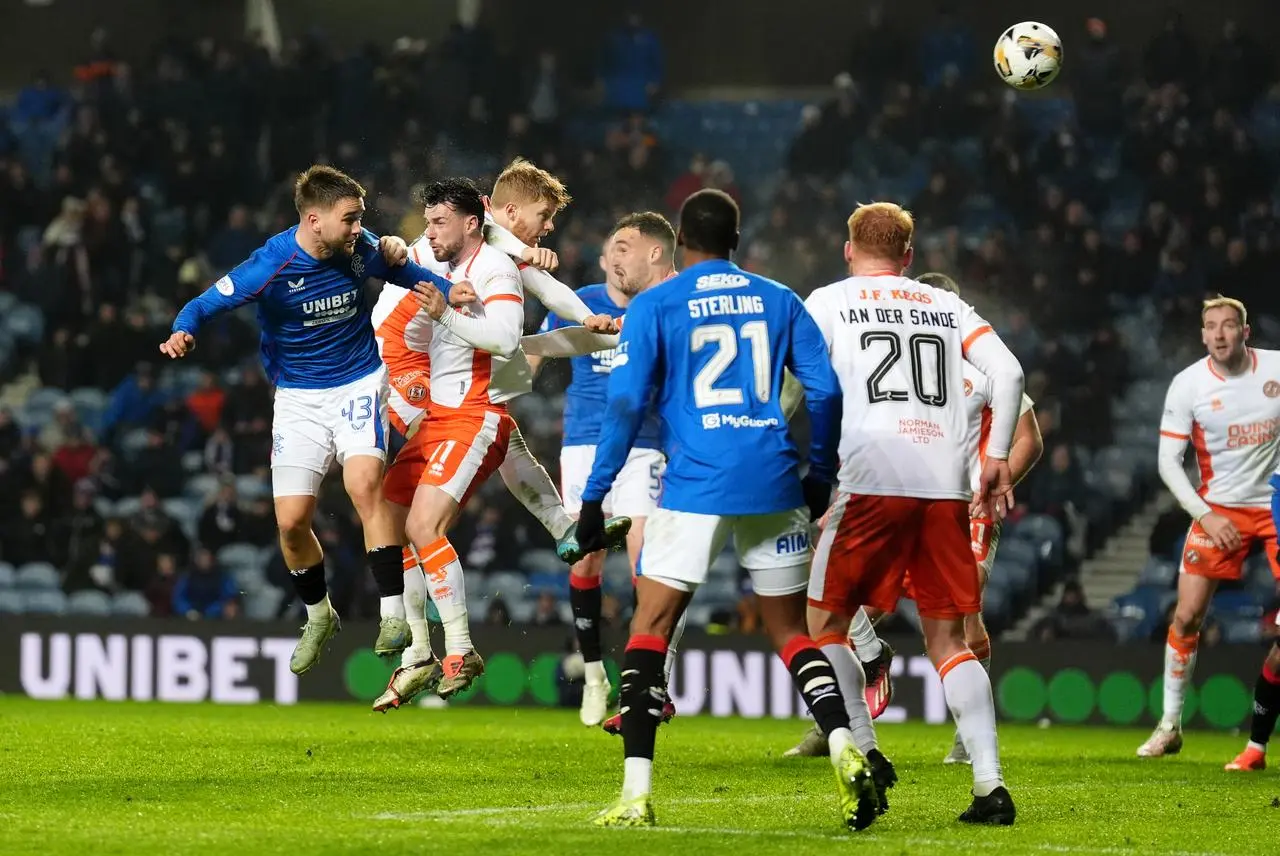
[0,10,1277,637]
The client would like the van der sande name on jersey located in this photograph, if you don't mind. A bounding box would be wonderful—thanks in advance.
[839,305,959,329]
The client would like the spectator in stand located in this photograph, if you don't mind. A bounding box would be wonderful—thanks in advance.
[147,553,178,617]
[173,548,239,620]
[0,491,57,566]
[198,479,243,555]
[185,370,226,437]
[599,12,663,114]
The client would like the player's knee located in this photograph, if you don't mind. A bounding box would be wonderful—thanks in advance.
[404,509,448,548]
[1172,606,1206,635]
[276,513,313,545]
[343,474,383,515]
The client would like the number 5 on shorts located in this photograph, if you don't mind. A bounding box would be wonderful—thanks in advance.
[648,461,663,501]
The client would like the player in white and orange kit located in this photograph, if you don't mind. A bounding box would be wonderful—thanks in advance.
[1138,296,1280,758]
[385,178,525,698]
[786,272,1042,764]
[369,164,631,711]
[803,203,1025,825]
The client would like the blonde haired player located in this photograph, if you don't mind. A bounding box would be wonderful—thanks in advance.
[803,202,1025,824]
[786,271,1042,764]
[370,169,631,709]
[1138,296,1280,758]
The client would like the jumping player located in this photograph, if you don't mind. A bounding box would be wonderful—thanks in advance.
[161,165,455,675]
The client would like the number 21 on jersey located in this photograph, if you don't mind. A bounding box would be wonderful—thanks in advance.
[691,321,771,408]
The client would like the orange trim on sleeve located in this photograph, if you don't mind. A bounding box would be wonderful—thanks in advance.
[1190,422,1213,498]
[1159,430,1189,440]
[483,293,524,305]
[961,325,993,353]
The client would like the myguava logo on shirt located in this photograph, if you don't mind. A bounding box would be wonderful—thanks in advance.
[1264,380,1280,398]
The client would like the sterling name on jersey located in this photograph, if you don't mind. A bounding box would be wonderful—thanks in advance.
[583,259,841,516]
[172,227,449,389]
[805,274,1015,500]
[539,283,660,449]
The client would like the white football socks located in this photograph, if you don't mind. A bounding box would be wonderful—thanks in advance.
[941,655,1004,797]
[821,642,878,754]
[847,608,882,662]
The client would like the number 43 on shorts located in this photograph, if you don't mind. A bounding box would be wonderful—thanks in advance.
[342,395,374,428]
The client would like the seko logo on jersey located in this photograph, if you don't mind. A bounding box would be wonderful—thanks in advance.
[301,290,359,327]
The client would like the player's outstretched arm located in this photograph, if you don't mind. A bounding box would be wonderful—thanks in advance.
[164,264,265,358]
[520,326,621,358]
[359,229,455,300]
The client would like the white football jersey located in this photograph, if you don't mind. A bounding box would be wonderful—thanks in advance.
[1159,348,1280,508]
[423,242,526,409]
[962,362,1035,491]
[805,274,1009,500]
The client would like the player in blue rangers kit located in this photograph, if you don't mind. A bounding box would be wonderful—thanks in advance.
[161,165,456,675]
[575,190,893,831]
[528,212,681,728]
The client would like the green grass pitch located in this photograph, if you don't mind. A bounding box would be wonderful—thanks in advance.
[1,697,1277,855]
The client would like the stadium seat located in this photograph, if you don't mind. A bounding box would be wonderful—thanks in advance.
[509,598,536,623]
[114,495,143,518]
[245,587,283,620]
[67,589,112,616]
[1137,556,1178,588]
[0,590,23,613]
[0,561,14,588]
[112,591,151,617]
[217,543,263,571]
[1211,590,1264,620]
[231,566,267,595]
[24,589,68,615]
[486,572,528,600]
[15,562,59,590]
[235,475,270,501]
[528,571,569,599]
[92,497,117,518]
[684,604,713,628]
[1223,618,1262,645]
[6,302,45,343]
[184,473,220,500]
[520,549,564,575]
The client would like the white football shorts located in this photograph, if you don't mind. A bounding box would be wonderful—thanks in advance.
[638,506,813,596]
[271,366,389,496]
[560,444,664,517]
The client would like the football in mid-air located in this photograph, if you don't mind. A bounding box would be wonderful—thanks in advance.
[993,22,1062,91]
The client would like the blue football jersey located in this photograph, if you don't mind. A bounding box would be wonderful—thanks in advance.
[583,259,842,516]
[539,283,661,449]
[172,227,451,389]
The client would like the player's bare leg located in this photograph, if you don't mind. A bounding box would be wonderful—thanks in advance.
[1227,641,1280,771]
[274,490,340,675]
[373,500,443,712]
[1139,573,1217,757]
[404,483,484,698]
[344,454,412,656]
[919,613,1014,824]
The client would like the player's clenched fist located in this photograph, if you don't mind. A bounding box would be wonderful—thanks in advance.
[449,281,478,306]
[520,246,559,272]
[583,313,619,334]
[414,281,449,320]
[159,331,195,359]
[379,235,409,266]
